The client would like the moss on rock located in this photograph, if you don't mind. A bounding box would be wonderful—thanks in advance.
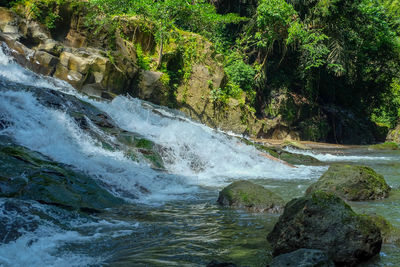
[217,180,285,213]
[267,191,382,266]
[368,214,400,245]
[368,142,399,150]
[306,164,391,201]
[0,143,124,211]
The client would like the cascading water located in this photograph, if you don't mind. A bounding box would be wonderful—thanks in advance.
[0,44,324,196]
[1,43,398,266]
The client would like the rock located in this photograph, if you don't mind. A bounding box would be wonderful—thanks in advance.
[368,214,400,245]
[281,140,310,150]
[137,70,165,101]
[368,142,399,150]
[241,139,320,165]
[33,50,59,75]
[306,164,390,201]
[217,180,285,213]
[269,249,334,267]
[0,143,124,211]
[278,151,319,165]
[267,191,382,266]
[386,124,400,143]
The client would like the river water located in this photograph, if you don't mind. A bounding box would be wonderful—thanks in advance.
[0,45,399,266]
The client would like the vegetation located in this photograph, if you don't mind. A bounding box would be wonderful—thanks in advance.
[5,0,400,142]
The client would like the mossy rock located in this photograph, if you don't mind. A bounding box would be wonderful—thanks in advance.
[368,214,400,245]
[306,164,391,201]
[0,143,124,211]
[368,142,399,150]
[241,139,319,165]
[281,140,310,150]
[267,191,382,266]
[217,180,285,213]
[278,151,320,165]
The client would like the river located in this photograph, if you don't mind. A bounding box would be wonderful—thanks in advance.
[0,44,399,266]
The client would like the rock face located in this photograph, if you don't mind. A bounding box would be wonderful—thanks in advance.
[217,180,285,213]
[269,249,334,267]
[267,191,382,266]
[306,164,390,201]
[0,6,139,97]
[386,124,400,143]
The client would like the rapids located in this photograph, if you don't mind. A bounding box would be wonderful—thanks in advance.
[0,44,399,266]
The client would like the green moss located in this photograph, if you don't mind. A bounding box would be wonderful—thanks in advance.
[134,138,153,150]
[306,164,391,201]
[368,142,399,150]
[0,143,124,210]
[218,180,285,213]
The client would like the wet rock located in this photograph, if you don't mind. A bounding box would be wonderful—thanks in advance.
[269,249,334,267]
[267,191,382,266]
[281,140,310,150]
[241,139,320,166]
[368,214,400,245]
[278,151,319,165]
[217,180,285,213]
[306,164,390,201]
[368,142,399,150]
[0,143,125,211]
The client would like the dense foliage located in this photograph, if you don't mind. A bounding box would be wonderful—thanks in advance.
[6,0,400,140]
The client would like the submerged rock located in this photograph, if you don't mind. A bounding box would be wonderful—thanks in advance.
[306,164,390,201]
[269,249,334,267]
[241,139,320,166]
[267,191,382,266]
[217,180,285,213]
[368,142,399,150]
[0,142,124,211]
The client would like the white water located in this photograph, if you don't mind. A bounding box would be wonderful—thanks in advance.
[0,199,138,267]
[0,44,326,266]
[284,147,395,162]
[0,45,325,192]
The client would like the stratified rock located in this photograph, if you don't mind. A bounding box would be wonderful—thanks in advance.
[267,191,382,266]
[269,249,334,267]
[217,180,285,213]
[306,164,390,201]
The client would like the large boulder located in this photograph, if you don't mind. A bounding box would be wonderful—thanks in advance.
[267,191,382,266]
[0,143,124,211]
[217,180,285,213]
[306,164,390,201]
[269,249,334,267]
